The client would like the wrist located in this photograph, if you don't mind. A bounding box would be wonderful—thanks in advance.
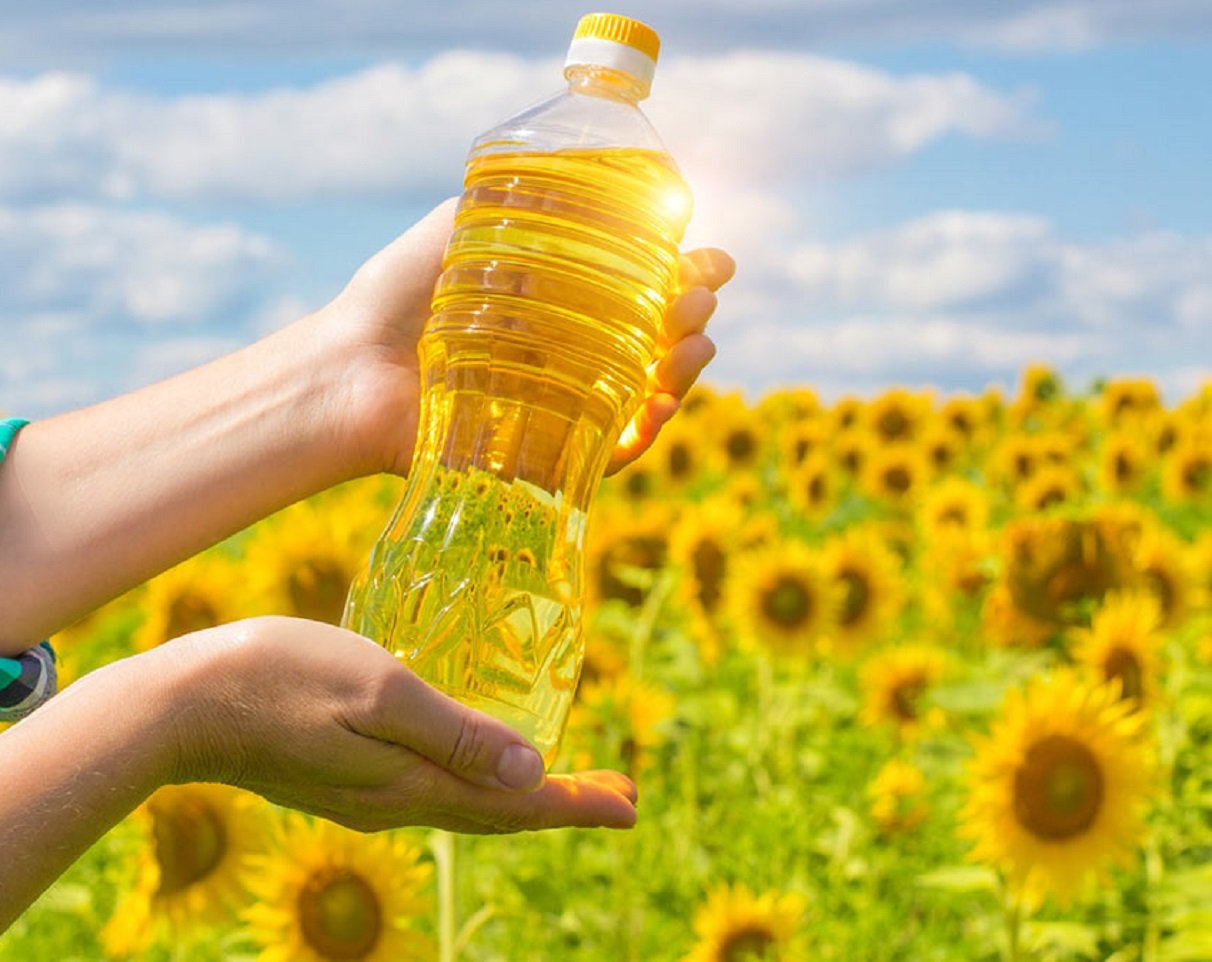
[307,298,421,478]
[152,630,250,787]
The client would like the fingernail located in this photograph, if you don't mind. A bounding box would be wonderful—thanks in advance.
[496,744,545,791]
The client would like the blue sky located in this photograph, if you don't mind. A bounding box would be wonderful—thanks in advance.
[1,0,1210,418]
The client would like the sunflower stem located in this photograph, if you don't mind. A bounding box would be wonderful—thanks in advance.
[432,829,459,962]
[1002,890,1023,962]
[1142,835,1162,962]
[630,569,676,680]
[751,650,775,794]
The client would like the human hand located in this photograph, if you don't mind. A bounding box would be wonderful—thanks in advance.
[166,616,637,833]
[320,198,734,478]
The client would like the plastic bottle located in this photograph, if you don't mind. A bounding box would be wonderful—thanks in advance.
[342,12,692,765]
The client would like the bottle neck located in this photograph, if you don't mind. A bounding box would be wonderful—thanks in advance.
[564,64,649,104]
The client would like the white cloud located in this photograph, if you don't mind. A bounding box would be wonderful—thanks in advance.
[1,1,1211,63]
[0,203,282,323]
[0,204,286,418]
[704,209,1212,403]
[0,53,1037,204]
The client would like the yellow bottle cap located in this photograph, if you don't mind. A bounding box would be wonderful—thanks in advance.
[573,13,660,61]
[565,12,661,97]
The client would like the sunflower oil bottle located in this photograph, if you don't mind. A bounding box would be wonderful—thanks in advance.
[343,13,693,765]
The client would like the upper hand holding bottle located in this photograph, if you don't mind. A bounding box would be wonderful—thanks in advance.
[319,197,735,478]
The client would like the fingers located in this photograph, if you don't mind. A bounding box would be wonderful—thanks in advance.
[354,661,547,794]
[396,768,639,835]
[679,248,736,293]
[659,286,717,348]
[653,333,717,397]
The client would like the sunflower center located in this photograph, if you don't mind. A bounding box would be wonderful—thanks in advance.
[289,558,352,625]
[1104,646,1144,702]
[726,429,757,465]
[1033,485,1067,511]
[598,536,666,607]
[876,408,909,441]
[1182,455,1211,493]
[939,506,969,527]
[762,576,813,630]
[720,925,778,962]
[625,468,653,499]
[1013,734,1104,841]
[166,593,220,641]
[692,537,727,614]
[882,465,912,495]
[1143,569,1175,623]
[807,472,828,505]
[669,441,693,480]
[890,677,927,721]
[949,410,974,437]
[837,568,872,627]
[150,796,227,897]
[298,867,383,961]
[1113,452,1135,485]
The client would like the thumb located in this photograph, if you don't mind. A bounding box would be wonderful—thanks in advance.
[358,662,547,793]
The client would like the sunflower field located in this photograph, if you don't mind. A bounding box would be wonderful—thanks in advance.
[3,365,1212,962]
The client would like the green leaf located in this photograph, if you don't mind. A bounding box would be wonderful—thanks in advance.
[915,865,999,894]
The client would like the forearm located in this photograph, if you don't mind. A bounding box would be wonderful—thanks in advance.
[0,647,185,931]
[0,314,363,649]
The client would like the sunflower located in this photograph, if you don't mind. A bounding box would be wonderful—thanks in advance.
[756,386,821,426]
[611,455,661,503]
[102,784,270,956]
[868,757,930,833]
[1015,363,1064,414]
[1193,530,1212,604]
[827,395,864,435]
[586,503,675,609]
[1099,432,1151,496]
[923,528,995,630]
[1070,591,1164,711]
[918,476,990,537]
[783,455,836,521]
[982,583,1059,649]
[1099,377,1162,426]
[1014,463,1085,514]
[777,417,827,472]
[714,396,765,474]
[681,382,724,419]
[669,498,743,660]
[819,527,904,657]
[939,394,986,444]
[243,815,433,962]
[1161,436,1212,504]
[832,429,874,482]
[863,388,932,445]
[860,443,929,506]
[578,627,630,687]
[243,495,383,625]
[859,645,948,737]
[682,883,806,962]
[133,551,246,651]
[1131,525,1199,632]
[726,540,835,657]
[651,415,720,491]
[991,433,1041,490]
[1002,517,1130,628]
[919,422,966,476]
[721,472,764,516]
[960,669,1154,906]
[565,674,676,776]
